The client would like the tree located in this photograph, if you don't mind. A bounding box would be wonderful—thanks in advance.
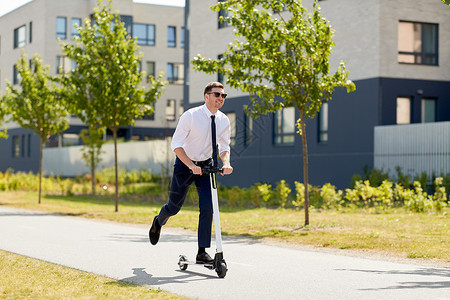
[192,0,355,226]
[80,125,105,196]
[60,0,166,212]
[5,52,69,204]
[0,95,9,139]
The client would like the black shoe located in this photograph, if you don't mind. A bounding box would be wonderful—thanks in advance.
[196,252,214,264]
[149,216,161,245]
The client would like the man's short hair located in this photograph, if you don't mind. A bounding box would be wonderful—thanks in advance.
[204,82,224,95]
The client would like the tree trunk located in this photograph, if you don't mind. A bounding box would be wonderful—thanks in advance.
[38,137,43,205]
[113,128,119,212]
[91,158,96,196]
[300,110,310,226]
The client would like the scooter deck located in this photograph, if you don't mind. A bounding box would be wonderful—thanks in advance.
[178,256,214,270]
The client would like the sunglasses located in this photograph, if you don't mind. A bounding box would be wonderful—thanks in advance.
[207,92,227,99]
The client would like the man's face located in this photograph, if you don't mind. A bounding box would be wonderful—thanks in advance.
[205,87,226,111]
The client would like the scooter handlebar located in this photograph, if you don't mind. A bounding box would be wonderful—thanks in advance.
[201,166,223,174]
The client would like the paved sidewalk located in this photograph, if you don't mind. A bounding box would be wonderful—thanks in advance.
[0,206,449,300]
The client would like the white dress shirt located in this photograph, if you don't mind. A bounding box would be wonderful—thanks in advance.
[171,104,231,161]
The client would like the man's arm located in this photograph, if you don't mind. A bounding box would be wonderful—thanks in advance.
[173,147,202,175]
[220,151,233,175]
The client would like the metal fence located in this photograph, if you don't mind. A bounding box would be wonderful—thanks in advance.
[374,121,450,180]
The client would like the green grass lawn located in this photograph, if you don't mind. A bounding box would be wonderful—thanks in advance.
[0,250,187,299]
[1,191,449,262]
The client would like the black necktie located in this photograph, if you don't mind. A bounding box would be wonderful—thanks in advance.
[211,115,218,167]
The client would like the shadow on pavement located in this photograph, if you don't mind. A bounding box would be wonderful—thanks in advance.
[119,267,219,286]
[336,267,450,290]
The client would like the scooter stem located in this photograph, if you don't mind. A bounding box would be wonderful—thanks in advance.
[209,172,223,253]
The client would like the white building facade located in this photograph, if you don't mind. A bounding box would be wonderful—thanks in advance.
[0,0,184,173]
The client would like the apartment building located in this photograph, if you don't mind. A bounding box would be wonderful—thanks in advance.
[185,0,450,188]
[0,0,184,172]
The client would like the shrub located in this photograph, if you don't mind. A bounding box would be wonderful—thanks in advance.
[292,181,305,210]
[432,177,447,212]
[405,181,434,213]
[257,183,273,207]
[275,180,291,208]
[320,183,343,210]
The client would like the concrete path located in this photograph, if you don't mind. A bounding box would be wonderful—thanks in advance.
[0,206,449,300]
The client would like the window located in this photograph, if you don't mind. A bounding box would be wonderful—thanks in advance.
[56,17,67,39]
[27,134,31,157]
[133,23,155,46]
[226,112,236,146]
[146,61,155,82]
[62,133,80,147]
[56,56,69,74]
[21,135,25,157]
[12,136,20,157]
[217,54,224,83]
[396,97,411,124]
[167,63,184,84]
[180,27,185,48]
[14,25,26,48]
[71,18,81,39]
[29,22,32,43]
[245,113,253,146]
[168,26,176,47]
[398,21,438,65]
[166,99,176,121]
[13,64,20,85]
[421,98,436,123]
[318,102,328,143]
[218,0,229,28]
[274,107,295,144]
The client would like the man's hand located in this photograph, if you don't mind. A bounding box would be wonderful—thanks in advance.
[221,165,233,176]
[189,165,202,175]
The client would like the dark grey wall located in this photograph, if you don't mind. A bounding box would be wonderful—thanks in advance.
[2,77,448,189]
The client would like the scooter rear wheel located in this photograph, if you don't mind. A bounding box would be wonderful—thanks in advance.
[178,255,188,271]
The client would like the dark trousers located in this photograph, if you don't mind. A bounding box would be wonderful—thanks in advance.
[157,157,213,248]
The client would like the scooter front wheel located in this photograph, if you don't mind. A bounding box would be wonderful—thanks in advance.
[216,262,227,278]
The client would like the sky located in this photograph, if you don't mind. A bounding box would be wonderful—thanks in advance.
[0,0,185,17]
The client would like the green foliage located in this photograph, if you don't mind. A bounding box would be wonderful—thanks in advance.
[80,126,105,196]
[5,52,69,141]
[80,126,105,171]
[257,183,274,206]
[0,95,9,139]
[5,57,65,144]
[320,183,343,210]
[405,181,434,213]
[194,0,355,118]
[443,0,450,5]
[0,169,447,214]
[432,177,447,212]
[395,166,412,188]
[292,181,305,210]
[275,180,291,208]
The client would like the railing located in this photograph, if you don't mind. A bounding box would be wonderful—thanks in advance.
[374,121,450,179]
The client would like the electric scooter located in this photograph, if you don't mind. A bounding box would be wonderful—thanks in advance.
[177,165,228,278]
